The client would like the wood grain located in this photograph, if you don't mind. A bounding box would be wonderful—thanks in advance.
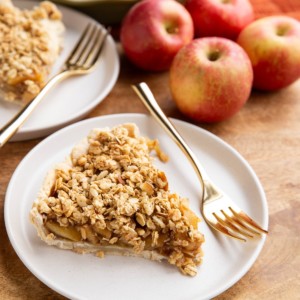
[1,1,300,298]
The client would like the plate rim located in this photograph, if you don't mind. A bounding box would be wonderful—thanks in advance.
[4,0,120,140]
[4,113,269,300]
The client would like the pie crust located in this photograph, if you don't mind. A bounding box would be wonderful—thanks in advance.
[0,0,64,104]
[30,123,205,276]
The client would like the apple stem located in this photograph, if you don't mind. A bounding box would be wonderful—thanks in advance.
[207,50,221,62]
[165,24,179,34]
[276,25,290,36]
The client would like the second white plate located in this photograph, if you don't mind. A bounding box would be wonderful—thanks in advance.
[0,1,119,141]
[5,114,268,300]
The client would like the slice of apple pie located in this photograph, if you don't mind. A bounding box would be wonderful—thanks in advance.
[30,123,205,276]
[0,0,64,104]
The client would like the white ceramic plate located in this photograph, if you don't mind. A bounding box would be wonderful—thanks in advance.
[0,1,119,141]
[5,114,268,300]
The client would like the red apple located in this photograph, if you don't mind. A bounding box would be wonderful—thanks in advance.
[237,16,300,91]
[169,37,253,122]
[185,0,254,40]
[120,0,194,71]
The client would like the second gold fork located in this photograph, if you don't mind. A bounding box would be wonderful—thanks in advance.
[0,23,109,147]
[132,82,268,242]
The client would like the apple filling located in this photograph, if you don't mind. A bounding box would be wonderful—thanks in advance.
[30,124,204,276]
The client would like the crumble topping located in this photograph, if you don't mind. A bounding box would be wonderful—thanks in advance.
[0,0,64,104]
[33,124,205,276]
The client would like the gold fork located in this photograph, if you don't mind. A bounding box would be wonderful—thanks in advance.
[0,23,109,147]
[132,82,268,242]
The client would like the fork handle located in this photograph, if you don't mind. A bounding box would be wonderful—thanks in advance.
[132,82,205,201]
[0,71,69,147]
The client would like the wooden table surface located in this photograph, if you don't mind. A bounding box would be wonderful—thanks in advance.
[1,1,300,299]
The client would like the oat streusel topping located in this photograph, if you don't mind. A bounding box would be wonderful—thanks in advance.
[0,0,64,103]
[34,124,204,276]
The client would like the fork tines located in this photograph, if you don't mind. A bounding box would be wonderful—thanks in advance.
[212,206,268,242]
[65,23,110,70]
